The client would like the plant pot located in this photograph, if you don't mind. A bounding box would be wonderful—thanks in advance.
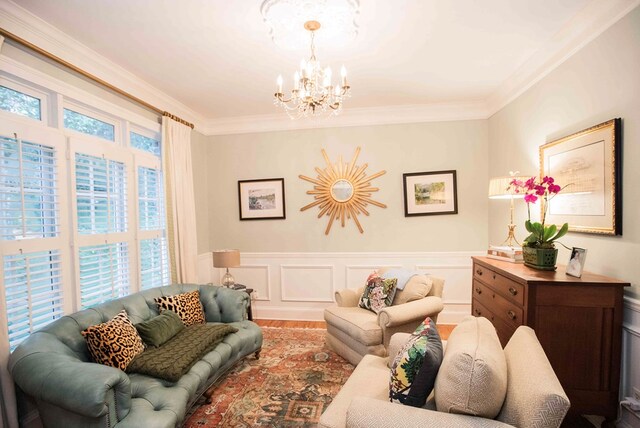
[522,246,558,271]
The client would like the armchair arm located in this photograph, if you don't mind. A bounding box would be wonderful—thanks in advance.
[346,397,512,428]
[10,339,131,421]
[378,296,443,328]
[334,288,362,307]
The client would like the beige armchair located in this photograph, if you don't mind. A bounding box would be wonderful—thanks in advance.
[324,275,444,365]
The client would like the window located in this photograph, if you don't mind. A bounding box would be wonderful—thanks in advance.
[140,237,169,290]
[131,132,160,157]
[79,243,129,309]
[138,166,164,230]
[63,108,115,141]
[75,153,127,234]
[0,85,41,120]
[0,135,58,240]
[4,250,63,351]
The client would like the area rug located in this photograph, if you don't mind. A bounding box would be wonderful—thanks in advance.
[184,327,354,427]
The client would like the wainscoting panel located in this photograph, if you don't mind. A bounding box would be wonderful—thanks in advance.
[197,251,482,323]
[280,265,334,302]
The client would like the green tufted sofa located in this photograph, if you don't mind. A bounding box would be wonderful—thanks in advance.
[8,284,263,428]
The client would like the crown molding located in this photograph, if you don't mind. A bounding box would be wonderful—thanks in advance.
[200,100,490,136]
[0,0,205,128]
[1,0,638,136]
[486,0,640,116]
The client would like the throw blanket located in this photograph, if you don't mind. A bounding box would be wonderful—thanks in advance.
[126,324,238,382]
[381,268,422,290]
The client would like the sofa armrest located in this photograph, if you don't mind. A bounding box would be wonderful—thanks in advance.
[200,285,248,322]
[378,296,443,328]
[10,342,131,421]
[346,397,513,428]
[335,288,362,307]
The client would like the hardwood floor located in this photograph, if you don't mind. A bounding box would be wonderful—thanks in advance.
[254,319,455,340]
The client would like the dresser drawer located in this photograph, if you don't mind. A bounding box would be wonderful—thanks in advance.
[471,299,517,347]
[492,273,524,306]
[474,279,523,328]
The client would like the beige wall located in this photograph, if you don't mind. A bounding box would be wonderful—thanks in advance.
[194,120,489,253]
[191,129,211,253]
[488,7,640,298]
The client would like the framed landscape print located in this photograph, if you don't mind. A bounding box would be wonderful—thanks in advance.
[540,118,621,235]
[403,170,458,217]
[238,178,286,220]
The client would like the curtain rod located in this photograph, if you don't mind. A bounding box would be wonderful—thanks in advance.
[0,28,195,129]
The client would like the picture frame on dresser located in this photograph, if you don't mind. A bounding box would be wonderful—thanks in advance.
[238,178,286,221]
[540,118,622,235]
[402,170,458,217]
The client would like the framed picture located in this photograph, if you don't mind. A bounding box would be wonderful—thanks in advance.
[566,247,587,278]
[403,170,458,217]
[540,118,621,235]
[238,178,286,221]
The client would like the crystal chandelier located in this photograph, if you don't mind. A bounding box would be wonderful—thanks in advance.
[274,20,351,118]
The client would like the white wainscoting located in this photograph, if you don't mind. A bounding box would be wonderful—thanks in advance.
[621,296,640,399]
[197,251,483,323]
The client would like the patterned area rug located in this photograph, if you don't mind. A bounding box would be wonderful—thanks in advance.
[184,327,354,427]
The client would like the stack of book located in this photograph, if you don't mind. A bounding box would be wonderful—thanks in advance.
[487,245,523,263]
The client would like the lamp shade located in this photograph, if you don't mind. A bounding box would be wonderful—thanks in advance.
[212,249,240,268]
[488,176,528,199]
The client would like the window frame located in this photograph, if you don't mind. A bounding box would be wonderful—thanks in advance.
[62,101,121,144]
[0,76,49,125]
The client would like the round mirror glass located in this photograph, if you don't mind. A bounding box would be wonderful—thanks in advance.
[331,179,354,202]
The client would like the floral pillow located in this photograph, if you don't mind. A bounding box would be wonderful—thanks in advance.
[358,272,398,313]
[389,317,443,407]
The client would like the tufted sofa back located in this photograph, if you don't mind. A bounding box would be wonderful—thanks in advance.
[10,284,248,365]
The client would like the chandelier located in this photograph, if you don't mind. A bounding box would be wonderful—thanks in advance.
[274,20,351,118]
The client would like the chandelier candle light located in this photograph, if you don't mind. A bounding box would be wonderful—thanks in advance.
[274,20,351,118]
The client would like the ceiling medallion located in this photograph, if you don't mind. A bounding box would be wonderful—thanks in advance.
[273,20,351,118]
[260,0,360,50]
[299,147,386,235]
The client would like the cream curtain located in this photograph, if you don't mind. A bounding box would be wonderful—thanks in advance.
[162,116,198,283]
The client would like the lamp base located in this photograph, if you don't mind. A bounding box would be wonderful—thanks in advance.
[221,270,235,288]
[500,223,521,248]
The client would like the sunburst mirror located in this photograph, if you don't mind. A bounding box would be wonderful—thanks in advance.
[299,147,386,235]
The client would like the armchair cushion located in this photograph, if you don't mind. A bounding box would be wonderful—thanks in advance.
[325,307,382,346]
[392,275,433,305]
[435,316,507,419]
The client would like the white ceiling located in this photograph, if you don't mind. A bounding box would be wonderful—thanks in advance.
[3,0,638,133]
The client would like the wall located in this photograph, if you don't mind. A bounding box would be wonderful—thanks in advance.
[191,129,211,254]
[192,120,489,321]
[488,6,640,399]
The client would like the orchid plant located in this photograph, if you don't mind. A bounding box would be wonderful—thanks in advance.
[509,176,569,249]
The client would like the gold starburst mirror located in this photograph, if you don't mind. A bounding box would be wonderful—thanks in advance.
[299,147,387,235]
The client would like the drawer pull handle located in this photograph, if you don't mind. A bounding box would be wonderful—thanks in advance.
[475,287,482,295]
[476,269,483,276]
[492,274,496,280]
[474,309,482,316]
[507,310,517,320]
[508,287,518,296]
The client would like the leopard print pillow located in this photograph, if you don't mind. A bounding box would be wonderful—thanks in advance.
[154,290,205,326]
[82,310,145,370]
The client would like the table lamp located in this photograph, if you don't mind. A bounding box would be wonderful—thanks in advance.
[488,173,528,248]
[212,249,240,287]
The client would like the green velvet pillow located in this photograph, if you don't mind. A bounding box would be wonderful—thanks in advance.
[135,310,185,348]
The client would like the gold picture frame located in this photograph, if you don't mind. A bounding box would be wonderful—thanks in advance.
[540,118,621,235]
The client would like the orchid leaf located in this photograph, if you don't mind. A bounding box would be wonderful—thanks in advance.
[551,223,569,242]
[543,224,557,242]
[525,220,534,233]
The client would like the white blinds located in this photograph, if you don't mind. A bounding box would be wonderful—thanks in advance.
[0,135,58,240]
[79,243,129,309]
[138,166,164,231]
[75,153,127,234]
[3,250,63,351]
[140,237,169,290]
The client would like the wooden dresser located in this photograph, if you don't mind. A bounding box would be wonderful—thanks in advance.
[471,256,629,424]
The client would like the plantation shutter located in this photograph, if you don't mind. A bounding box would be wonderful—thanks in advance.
[138,166,164,230]
[0,135,58,240]
[79,243,129,309]
[3,251,63,351]
[140,237,169,290]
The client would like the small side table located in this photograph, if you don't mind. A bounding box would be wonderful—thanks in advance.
[231,284,254,321]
